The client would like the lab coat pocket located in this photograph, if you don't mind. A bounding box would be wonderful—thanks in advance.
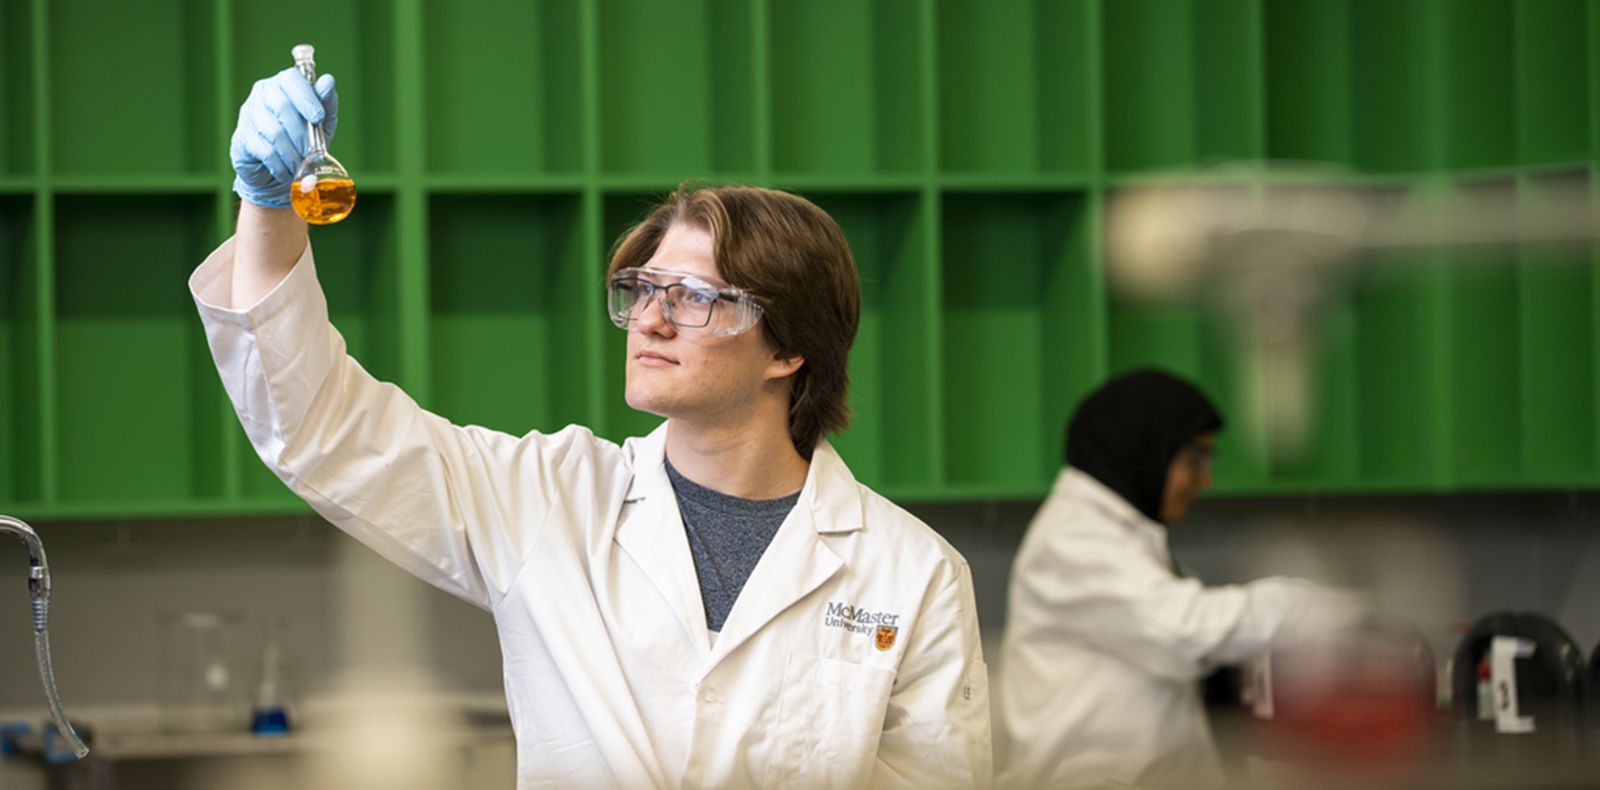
[764,652,897,789]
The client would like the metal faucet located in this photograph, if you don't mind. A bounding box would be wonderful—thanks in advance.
[1,515,89,758]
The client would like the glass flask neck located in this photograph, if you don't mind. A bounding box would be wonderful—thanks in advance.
[305,119,329,156]
[293,52,328,155]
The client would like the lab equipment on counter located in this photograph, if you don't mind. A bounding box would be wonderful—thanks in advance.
[0,515,89,759]
[1450,612,1586,779]
[1239,618,1437,783]
[250,616,293,735]
[288,44,356,225]
[159,611,247,733]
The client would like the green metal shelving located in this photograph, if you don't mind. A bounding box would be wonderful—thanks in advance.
[1,0,1598,519]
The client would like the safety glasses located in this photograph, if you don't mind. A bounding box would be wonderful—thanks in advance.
[608,266,764,338]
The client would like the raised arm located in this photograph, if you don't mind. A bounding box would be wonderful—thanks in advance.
[227,66,339,307]
[233,204,307,307]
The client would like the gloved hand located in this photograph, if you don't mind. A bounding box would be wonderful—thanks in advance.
[230,67,339,208]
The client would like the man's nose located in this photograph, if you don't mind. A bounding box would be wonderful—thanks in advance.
[634,292,676,336]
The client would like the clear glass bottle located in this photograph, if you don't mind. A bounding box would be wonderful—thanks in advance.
[159,611,247,733]
[289,44,356,225]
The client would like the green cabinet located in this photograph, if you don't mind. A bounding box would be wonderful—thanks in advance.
[1,0,1597,518]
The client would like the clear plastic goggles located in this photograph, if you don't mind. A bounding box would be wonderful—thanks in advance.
[608,266,764,338]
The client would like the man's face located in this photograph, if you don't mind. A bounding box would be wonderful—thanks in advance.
[1160,431,1216,523]
[623,224,794,424]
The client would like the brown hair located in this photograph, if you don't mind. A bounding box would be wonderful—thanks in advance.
[607,182,861,457]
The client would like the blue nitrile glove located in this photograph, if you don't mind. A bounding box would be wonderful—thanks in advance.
[230,67,339,208]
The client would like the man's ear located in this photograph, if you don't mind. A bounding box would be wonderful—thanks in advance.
[766,352,804,381]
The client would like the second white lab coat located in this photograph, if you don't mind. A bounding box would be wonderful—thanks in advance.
[190,238,992,789]
[996,468,1334,790]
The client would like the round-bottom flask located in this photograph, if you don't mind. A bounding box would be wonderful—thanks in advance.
[289,44,356,225]
[291,157,357,225]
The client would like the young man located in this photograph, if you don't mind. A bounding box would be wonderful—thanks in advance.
[194,66,991,789]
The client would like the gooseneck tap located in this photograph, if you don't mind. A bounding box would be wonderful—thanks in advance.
[1,515,88,759]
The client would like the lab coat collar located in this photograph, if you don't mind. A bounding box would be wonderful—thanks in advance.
[1059,466,1172,564]
[616,424,713,656]
[615,425,860,668]
[709,437,858,665]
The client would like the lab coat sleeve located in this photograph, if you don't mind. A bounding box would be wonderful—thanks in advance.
[190,237,607,610]
[1015,501,1336,683]
[871,557,993,790]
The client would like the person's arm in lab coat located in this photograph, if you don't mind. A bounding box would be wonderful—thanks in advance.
[1013,501,1335,684]
[231,202,306,309]
[192,210,615,611]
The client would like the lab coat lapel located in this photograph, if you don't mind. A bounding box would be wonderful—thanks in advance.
[706,439,861,667]
[614,425,713,657]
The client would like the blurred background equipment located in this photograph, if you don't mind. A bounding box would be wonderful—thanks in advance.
[1237,617,1438,784]
[158,611,246,735]
[1448,611,1587,781]
[1105,165,1598,467]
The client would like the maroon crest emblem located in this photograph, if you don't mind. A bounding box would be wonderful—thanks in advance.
[875,625,898,651]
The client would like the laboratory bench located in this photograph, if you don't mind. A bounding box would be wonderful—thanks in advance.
[1,701,516,790]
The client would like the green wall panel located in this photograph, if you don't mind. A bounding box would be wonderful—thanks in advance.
[1443,0,1516,171]
[1265,0,1353,164]
[597,0,753,176]
[0,199,24,502]
[1516,0,1590,167]
[429,194,591,436]
[940,192,1094,493]
[812,192,932,489]
[50,0,216,176]
[771,1,923,176]
[938,0,1091,175]
[0,0,1596,517]
[1103,0,1196,172]
[1519,247,1596,480]
[0,0,34,177]
[1449,254,1523,483]
[53,197,213,504]
[423,0,582,176]
[1354,260,1437,486]
[1108,303,1203,380]
[1349,1,1426,174]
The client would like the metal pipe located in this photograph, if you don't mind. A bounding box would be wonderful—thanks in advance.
[0,515,89,759]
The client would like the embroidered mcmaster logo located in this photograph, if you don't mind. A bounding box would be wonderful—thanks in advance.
[875,625,898,651]
[824,601,902,646]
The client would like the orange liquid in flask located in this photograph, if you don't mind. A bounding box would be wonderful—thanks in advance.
[292,177,357,225]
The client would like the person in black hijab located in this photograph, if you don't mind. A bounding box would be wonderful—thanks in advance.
[1066,368,1223,526]
[996,367,1345,790]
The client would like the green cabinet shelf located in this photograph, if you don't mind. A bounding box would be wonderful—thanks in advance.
[1,0,1598,519]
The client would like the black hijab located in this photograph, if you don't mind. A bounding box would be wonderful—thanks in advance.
[1064,368,1224,524]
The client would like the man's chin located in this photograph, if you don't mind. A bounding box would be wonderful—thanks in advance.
[623,390,670,418]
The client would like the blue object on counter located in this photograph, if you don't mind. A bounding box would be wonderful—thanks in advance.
[251,707,290,736]
[0,722,31,755]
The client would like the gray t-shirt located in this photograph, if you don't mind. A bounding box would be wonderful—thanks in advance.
[664,457,800,633]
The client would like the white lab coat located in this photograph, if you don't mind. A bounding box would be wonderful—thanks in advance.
[996,468,1332,790]
[190,238,992,790]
